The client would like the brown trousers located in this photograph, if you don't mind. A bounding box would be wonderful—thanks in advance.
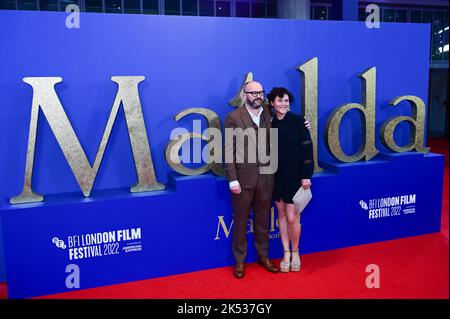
[232,173,273,263]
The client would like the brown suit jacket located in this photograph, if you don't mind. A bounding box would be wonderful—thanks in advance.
[224,105,274,189]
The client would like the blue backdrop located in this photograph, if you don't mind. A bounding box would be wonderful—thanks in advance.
[0,10,443,298]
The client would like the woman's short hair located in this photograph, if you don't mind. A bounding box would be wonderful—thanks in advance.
[267,87,294,104]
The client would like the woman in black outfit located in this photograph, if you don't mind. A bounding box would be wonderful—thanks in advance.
[268,87,314,273]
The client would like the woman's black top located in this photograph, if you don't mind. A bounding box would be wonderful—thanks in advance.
[271,111,314,204]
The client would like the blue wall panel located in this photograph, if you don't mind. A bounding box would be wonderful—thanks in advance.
[0,11,442,298]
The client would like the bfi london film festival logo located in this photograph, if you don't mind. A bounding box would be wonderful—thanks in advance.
[52,228,143,289]
[359,194,417,220]
[52,237,67,249]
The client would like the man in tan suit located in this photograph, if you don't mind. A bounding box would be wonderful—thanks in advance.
[224,81,279,278]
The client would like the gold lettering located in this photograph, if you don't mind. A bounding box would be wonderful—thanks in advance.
[325,67,379,162]
[297,58,324,173]
[10,76,164,205]
[270,207,276,232]
[247,218,254,234]
[381,95,429,153]
[165,108,223,176]
[214,215,233,240]
[229,72,254,108]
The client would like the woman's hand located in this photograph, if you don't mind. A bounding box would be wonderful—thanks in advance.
[304,117,311,130]
[301,179,311,189]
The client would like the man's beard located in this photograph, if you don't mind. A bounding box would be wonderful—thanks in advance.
[248,98,263,109]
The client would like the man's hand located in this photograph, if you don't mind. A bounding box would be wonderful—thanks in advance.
[230,185,242,194]
[304,117,311,130]
[301,179,311,189]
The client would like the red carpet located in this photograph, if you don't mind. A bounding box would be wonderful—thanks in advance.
[1,138,448,299]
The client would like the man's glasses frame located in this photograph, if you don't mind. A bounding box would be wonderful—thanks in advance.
[244,91,265,98]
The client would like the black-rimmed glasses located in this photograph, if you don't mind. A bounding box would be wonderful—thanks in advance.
[244,91,265,97]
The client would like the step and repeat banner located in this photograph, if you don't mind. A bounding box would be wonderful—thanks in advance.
[0,10,443,298]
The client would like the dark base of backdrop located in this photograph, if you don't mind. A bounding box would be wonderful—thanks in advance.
[0,152,444,298]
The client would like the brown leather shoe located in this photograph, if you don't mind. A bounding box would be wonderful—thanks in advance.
[233,262,245,279]
[257,257,280,273]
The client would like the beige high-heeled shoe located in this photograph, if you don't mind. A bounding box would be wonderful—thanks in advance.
[280,250,291,273]
[290,250,301,272]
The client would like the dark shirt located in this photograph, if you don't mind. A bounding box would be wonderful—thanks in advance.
[271,111,314,203]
